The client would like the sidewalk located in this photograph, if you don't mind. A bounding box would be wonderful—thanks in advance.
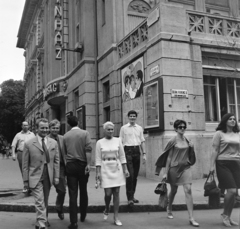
[0,157,220,213]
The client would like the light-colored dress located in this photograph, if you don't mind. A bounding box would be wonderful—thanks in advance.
[167,140,192,185]
[95,137,127,188]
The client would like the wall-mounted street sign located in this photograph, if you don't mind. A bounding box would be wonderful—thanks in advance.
[150,65,160,77]
[171,89,188,98]
[147,7,159,27]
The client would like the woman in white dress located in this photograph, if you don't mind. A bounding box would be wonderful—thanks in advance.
[95,122,129,226]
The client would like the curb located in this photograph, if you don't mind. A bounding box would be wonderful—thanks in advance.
[0,202,227,213]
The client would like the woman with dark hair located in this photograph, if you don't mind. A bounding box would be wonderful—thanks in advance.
[155,119,199,227]
[210,113,240,227]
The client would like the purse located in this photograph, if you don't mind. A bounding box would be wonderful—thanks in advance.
[158,186,168,208]
[204,171,220,197]
[154,178,167,195]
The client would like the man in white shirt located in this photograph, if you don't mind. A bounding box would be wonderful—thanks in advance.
[119,110,146,206]
[11,121,35,192]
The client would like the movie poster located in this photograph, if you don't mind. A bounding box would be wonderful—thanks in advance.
[121,57,144,126]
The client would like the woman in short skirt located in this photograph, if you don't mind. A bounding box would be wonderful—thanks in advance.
[95,122,129,226]
[210,113,240,227]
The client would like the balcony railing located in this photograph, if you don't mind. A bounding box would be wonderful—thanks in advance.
[117,19,148,59]
[187,10,240,38]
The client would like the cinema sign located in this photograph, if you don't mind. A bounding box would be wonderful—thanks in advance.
[55,0,62,60]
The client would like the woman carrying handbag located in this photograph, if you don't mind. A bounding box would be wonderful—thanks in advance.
[155,119,199,227]
[210,113,240,227]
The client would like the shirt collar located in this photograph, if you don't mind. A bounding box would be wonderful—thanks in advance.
[21,130,31,134]
[72,126,80,130]
[128,122,136,127]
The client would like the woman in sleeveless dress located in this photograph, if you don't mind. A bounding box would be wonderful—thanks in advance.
[95,122,129,226]
[163,119,199,227]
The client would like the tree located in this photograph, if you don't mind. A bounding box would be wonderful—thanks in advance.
[0,79,25,144]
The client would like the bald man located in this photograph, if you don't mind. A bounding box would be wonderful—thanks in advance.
[11,121,35,192]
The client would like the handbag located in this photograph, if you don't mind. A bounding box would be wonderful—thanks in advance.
[188,147,196,165]
[204,171,220,197]
[154,178,167,195]
[158,187,168,208]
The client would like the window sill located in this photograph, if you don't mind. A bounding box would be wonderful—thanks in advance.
[205,122,218,132]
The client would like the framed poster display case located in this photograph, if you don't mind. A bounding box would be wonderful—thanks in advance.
[76,105,86,130]
[143,78,164,131]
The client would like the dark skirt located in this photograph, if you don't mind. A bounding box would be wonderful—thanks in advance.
[216,160,240,189]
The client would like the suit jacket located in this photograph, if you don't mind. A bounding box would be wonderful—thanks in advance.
[135,82,143,98]
[48,134,66,166]
[22,136,60,189]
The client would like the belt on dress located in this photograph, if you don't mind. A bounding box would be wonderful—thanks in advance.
[103,158,116,161]
[124,145,140,149]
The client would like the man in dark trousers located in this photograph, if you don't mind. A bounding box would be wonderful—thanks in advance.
[48,119,66,220]
[63,116,92,229]
[119,110,146,206]
[22,118,59,229]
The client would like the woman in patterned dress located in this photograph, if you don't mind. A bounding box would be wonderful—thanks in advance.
[95,122,129,226]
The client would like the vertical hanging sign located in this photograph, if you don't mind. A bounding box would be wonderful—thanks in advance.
[55,0,62,59]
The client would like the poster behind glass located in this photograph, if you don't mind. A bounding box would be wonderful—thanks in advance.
[76,106,85,130]
[144,80,159,129]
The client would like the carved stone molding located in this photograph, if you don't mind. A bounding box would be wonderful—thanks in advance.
[128,0,151,14]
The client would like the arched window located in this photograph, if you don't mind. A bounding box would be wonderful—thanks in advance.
[127,0,151,33]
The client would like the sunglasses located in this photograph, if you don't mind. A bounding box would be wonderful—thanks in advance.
[178,126,186,130]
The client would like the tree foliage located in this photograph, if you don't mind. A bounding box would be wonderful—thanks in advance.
[0,79,25,143]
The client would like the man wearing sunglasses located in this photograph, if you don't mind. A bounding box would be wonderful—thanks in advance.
[119,110,146,206]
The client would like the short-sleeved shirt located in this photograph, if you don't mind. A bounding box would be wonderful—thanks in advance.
[212,130,240,160]
[119,123,145,146]
[11,131,35,151]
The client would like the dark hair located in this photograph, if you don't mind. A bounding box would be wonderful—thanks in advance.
[136,70,143,81]
[36,118,48,128]
[124,75,131,87]
[67,116,78,127]
[216,113,239,133]
[173,119,187,129]
[127,110,138,117]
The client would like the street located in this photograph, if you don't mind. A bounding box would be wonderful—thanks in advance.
[0,209,239,229]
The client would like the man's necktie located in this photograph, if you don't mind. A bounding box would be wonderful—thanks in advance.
[42,138,50,163]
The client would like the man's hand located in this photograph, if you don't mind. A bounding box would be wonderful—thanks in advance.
[12,154,16,161]
[85,164,91,175]
[142,154,146,164]
[54,178,59,185]
[23,181,29,189]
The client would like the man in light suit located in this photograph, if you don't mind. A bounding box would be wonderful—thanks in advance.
[22,118,60,229]
[48,119,66,220]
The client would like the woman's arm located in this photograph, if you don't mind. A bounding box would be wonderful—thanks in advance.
[210,131,220,172]
[210,145,219,172]
[121,163,130,177]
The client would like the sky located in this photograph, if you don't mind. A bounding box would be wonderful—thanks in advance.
[0,1,26,85]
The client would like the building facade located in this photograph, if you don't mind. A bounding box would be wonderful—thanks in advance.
[17,0,240,179]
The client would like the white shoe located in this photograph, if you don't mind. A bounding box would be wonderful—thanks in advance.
[103,211,108,220]
[22,188,28,193]
[114,219,122,226]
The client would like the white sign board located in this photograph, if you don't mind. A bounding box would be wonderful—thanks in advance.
[171,89,188,98]
[150,65,160,77]
[147,7,159,27]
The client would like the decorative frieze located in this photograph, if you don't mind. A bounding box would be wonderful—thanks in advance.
[188,11,240,38]
[117,20,148,59]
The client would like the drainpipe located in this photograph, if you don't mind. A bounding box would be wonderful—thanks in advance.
[94,0,99,140]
